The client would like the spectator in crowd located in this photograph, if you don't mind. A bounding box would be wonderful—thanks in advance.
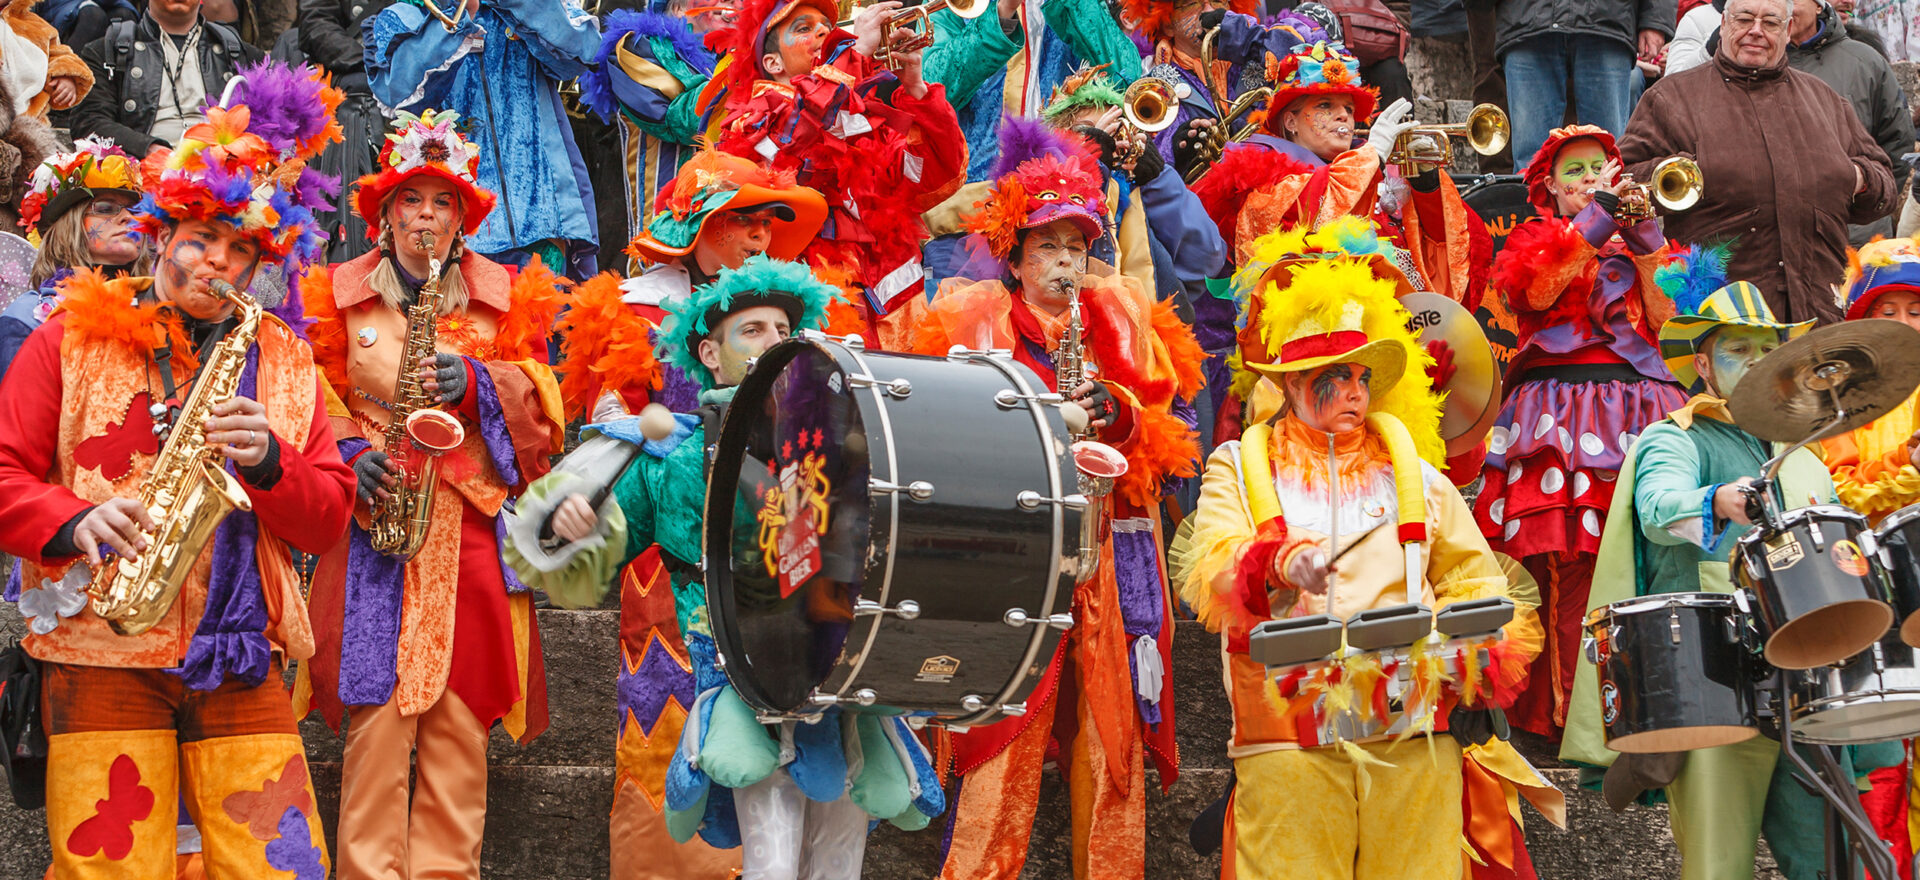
[1665,0,1719,73]
[1496,0,1676,167]
[1787,0,1913,243]
[32,0,134,54]
[68,0,262,157]
[366,0,602,277]
[1620,0,1895,325]
[2,0,92,119]
[294,0,379,259]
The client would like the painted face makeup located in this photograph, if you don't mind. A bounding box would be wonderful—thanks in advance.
[1550,139,1610,217]
[1287,362,1373,434]
[1012,220,1090,313]
[693,210,777,275]
[768,10,830,80]
[387,179,461,265]
[157,219,260,320]
[702,304,793,385]
[1870,290,1920,334]
[1701,324,1784,397]
[82,194,142,266]
[1283,95,1356,163]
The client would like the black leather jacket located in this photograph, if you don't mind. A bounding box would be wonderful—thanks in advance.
[296,0,377,92]
[71,15,263,156]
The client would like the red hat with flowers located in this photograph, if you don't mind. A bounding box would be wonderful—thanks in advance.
[1523,124,1619,214]
[352,109,496,239]
[964,117,1108,260]
[1252,41,1377,137]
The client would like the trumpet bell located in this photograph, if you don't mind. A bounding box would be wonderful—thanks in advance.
[1122,77,1180,134]
[1652,156,1704,212]
[1463,103,1509,157]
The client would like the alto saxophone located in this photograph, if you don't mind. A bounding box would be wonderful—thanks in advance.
[88,281,260,636]
[368,231,467,560]
[1057,296,1128,584]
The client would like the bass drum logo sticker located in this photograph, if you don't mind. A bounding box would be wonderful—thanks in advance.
[916,655,960,684]
[1832,539,1871,578]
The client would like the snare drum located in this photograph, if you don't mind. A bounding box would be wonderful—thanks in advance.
[1873,502,1920,648]
[1734,506,1893,670]
[1782,633,1920,745]
[705,333,1082,728]
[1585,592,1757,753]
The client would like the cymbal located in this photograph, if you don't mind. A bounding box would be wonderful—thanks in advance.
[1725,319,1920,444]
[1400,293,1504,457]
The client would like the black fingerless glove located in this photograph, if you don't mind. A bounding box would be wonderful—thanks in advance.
[430,353,468,406]
[1173,118,1213,181]
[1128,140,1166,183]
[1591,189,1622,219]
[1199,9,1225,31]
[353,451,396,505]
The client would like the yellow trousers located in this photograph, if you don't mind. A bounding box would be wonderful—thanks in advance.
[1231,737,1464,880]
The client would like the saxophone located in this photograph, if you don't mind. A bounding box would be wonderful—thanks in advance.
[1057,296,1128,584]
[368,231,467,559]
[88,281,260,636]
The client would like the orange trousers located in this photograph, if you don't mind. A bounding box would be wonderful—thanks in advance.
[337,690,489,880]
[937,685,1145,880]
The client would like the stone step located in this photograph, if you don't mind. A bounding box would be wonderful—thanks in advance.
[0,608,1793,878]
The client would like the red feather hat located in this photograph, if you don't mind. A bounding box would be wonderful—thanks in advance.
[964,149,1107,260]
[352,109,497,239]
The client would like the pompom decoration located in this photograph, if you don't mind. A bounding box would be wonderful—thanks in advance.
[1249,41,1378,136]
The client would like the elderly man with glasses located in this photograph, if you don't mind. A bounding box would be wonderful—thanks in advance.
[1617,0,1894,327]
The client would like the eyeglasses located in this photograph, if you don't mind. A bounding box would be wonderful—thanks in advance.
[1726,12,1788,34]
[86,200,129,218]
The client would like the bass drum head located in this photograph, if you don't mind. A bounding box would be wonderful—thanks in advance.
[705,338,873,715]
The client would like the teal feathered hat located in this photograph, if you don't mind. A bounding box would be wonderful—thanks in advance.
[1655,244,1812,390]
[660,255,844,389]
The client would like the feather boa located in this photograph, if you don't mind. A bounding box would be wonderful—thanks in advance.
[1488,216,1586,310]
[580,10,714,123]
[300,265,350,402]
[1088,295,1202,507]
[556,272,661,420]
[493,257,567,363]
[55,270,199,373]
[1190,143,1317,256]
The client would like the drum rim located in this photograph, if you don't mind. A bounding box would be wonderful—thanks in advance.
[1585,590,1740,626]
[1878,501,1920,533]
[1745,504,1872,535]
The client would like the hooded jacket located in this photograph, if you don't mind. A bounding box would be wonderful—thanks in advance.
[1785,1,1912,194]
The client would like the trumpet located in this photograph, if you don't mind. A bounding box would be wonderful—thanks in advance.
[841,0,987,69]
[1616,156,1704,223]
[1381,103,1509,175]
[1114,76,1180,167]
[1181,28,1274,183]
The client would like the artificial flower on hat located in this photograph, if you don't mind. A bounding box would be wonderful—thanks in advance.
[19,136,143,233]
[963,118,1108,260]
[1249,40,1378,136]
[136,59,343,274]
[351,108,496,239]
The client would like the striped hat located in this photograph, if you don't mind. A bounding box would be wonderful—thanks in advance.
[1657,280,1813,390]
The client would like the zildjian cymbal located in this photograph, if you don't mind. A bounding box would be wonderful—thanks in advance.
[1725,318,1920,444]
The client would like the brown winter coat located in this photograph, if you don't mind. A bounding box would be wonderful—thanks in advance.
[1619,51,1895,325]
[4,0,90,118]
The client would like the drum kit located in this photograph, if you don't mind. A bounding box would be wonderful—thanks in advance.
[1585,319,1920,880]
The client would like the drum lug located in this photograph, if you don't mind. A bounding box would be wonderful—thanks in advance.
[853,688,878,706]
[994,389,1069,409]
[1860,529,1881,557]
[809,692,840,706]
[1016,491,1086,511]
[998,702,1028,717]
[713,652,727,671]
[1583,637,1599,665]
[1004,608,1075,630]
[961,695,987,712]
[1670,607,1683,645]
[872,479,936,501]
[906,716,928,730]
[854,599,922,620]
[841,334,865,348]
[847,374,913,398]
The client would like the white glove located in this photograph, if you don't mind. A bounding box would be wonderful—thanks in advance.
[591,391,628,423]
[1364,98,1416,161]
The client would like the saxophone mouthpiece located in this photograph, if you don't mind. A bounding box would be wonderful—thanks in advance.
[419,231,436,252]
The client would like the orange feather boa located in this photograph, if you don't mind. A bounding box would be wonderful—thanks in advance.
[56,269,200,374]
[555,272,660,420]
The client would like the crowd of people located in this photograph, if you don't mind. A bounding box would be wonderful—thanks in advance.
[0,0,1917,877]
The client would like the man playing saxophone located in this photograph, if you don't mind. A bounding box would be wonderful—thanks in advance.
[904,136,1203,880]
[296,110,567,880]
[0,62,353,877]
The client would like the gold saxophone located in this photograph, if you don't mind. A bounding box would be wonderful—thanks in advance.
[1057,297,1128,584]
[88,281,260,636]
[368,231,467,560]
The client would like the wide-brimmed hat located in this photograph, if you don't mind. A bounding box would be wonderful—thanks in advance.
[1524,124,1618,214]
[1254,42,1378,139]
[1245,295,1406,397]
[627,148,827,265]
[1842,235,1920,321]
[1232,217,1413,372]
[352,109,495,239]
[1658,281,1814,389]
[19,137,142,233]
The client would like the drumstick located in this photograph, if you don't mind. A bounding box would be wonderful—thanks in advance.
[1328,522,1391,568]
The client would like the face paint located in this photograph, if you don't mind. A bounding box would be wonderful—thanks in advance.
[693,210,776,275]
[1550,139,1610,217]
[387,179,461,266]
[1289,362,1372,434]
[702,304,793,386]
[83,195,142,266]
[771,10,829,80]
[1011,221,1090,313]
[1870,289,1920,334]
[1284,96,1356,163]
[1703,325,1784,397]
[157,219,260,320]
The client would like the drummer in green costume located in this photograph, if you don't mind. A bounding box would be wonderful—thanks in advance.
[1561,270,1902,880]
[505,256,947,875]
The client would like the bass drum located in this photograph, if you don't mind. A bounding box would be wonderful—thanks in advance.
[1459,173,1529,377]
[705,332,1082,728]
